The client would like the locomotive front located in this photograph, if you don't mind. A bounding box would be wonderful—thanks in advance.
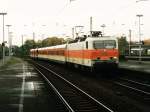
[89,37,119,69]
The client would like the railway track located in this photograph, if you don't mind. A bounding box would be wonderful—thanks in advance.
[31,60,114,112]
[27,59,150,111]
[115,78,150,95]
[114,77,150,103]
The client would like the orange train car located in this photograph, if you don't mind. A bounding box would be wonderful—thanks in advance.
[30,35,119,71]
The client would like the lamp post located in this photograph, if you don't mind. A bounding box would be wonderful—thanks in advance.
[41,25,46,47]
[0,12,7,64]
[136,14,143,63]
[6,25,12,56]
[90,17,92,37]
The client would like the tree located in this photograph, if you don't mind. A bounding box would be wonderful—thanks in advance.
[21,39,35,56]
[118,36,128,56]
[12,45,21,56]
[42,37,65,47]
[36,40,42,48]
[0,44,9,58]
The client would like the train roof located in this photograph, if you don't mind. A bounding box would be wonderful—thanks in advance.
[31,36,118,51]
[85,36,117,41]
[37,44,66,50]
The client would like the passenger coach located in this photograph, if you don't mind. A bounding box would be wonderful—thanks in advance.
[30,32,119,71]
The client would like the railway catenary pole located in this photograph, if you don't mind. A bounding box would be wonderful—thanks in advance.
[0,12,7,64]
[21,35,24,56]
[74,26,84,38]
[101,24,106,36]
[128,29,131,56]
[90,16,92,37]
[72,27,74,39]
[136,14,143,63]
[41,25,46,47]
[6,25,12,56]
[9,32,13,56]
[33,32,35,48]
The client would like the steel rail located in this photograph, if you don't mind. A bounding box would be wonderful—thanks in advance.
[120,78,150,87]
[34,66,75,112]
[114,82,150,95]
[34,61,114,112]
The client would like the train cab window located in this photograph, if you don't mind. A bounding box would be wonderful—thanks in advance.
[86,41,88,49]
[104,40,116,49]
[93,40,116,49]
[93,41,103,49]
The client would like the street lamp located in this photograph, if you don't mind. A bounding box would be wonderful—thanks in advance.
[6,25,12,56]
[136,14,143,63]
[0,12,7,64]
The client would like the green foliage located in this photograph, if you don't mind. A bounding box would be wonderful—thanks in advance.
[22,39,35,55]
[0,44,9,58]
[12,46,22,56]
[118,36,128,56]
[42,37,65,47]
[36,40,42,48]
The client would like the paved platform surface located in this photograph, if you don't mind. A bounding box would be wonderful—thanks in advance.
[0,57,59,112]
[119,60,150,73]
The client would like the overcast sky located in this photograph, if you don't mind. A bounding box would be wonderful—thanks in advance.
[0,0,150,45]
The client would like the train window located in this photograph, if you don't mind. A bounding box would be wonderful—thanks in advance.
[86,41,88,49]
[93,41,104,49]
[93,40,116,49]
[104,40,116,49]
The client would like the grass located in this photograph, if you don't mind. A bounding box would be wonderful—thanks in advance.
[0,57,23,69]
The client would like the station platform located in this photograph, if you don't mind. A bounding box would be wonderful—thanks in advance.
[119,60,150,73]
[0,57,58,112]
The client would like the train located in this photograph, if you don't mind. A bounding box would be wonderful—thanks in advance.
[30,31,119,71]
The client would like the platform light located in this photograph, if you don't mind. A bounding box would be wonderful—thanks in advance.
[136,14,143,63]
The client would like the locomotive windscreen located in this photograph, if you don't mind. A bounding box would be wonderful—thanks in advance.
[93,40,116,49]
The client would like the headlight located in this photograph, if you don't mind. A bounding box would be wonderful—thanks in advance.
[113,57,118,59]
[110,57,118,60]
